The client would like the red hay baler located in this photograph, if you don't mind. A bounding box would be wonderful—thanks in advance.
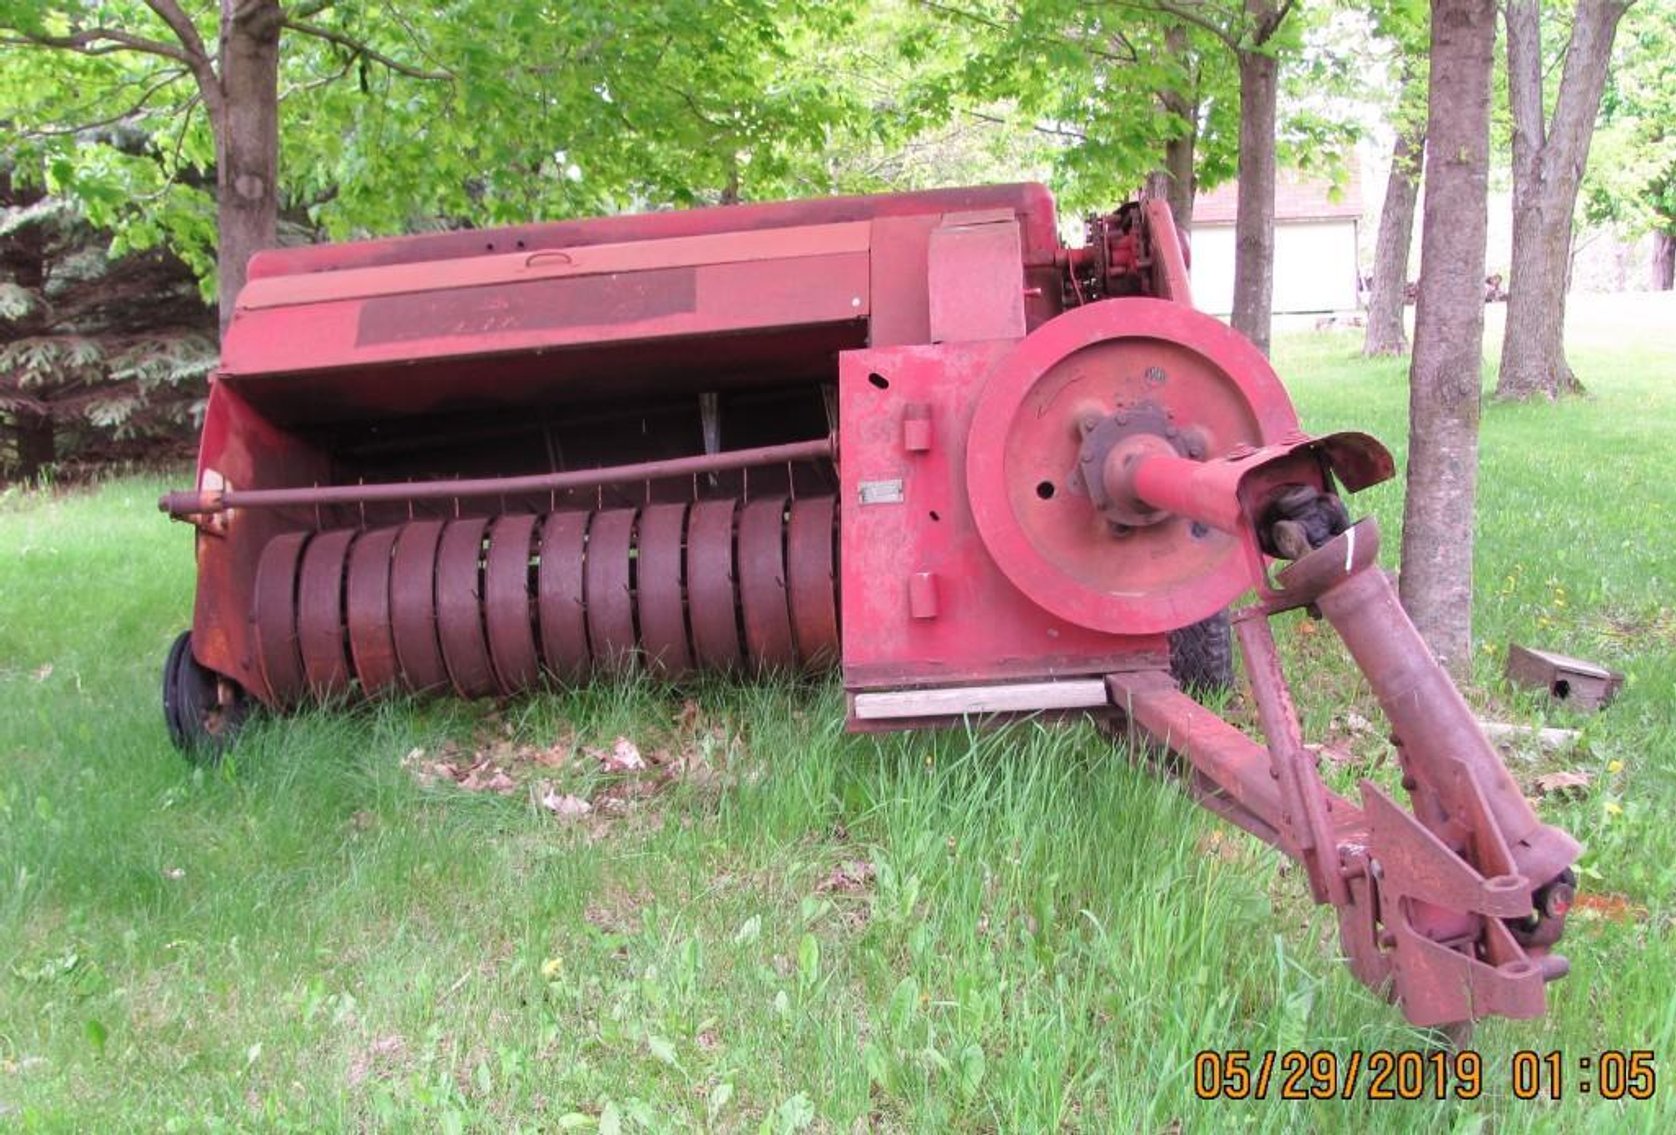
[160,183,1578,1030]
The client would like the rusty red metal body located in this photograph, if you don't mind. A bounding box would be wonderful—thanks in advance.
[161,184,1577,1030]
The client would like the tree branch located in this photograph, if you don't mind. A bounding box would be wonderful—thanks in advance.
[921,0,1147,64]
[1545,1,1633,184]
[142,0,214,69]
[1258,0,1298,45]
[281,19,454,81]
[281,55,355,101]
[164,94,204,183]
[138,0,223,117]
[915,0,1013,35]
[1129,1,1238,51]
[965,107,1087,141]
[4,27,196,67]
[1504,0,1545,179]
[17,68,190,137]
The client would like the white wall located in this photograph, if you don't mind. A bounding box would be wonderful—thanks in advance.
[1189,219,1361,315]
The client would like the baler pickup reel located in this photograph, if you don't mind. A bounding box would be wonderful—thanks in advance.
[159,184,1576,1030]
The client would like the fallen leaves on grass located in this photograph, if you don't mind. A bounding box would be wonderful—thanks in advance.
[815,860,877,894]
[1305,742,1361,767]
[590,736,646,772]
[537,782,592,818]
[676,697,703,733]
[403,748,520,795]
[346,1034,407,1088]
[1569,892,1646,923]
[1195,829,1248,865]
[1534,770,1592,798]
[401,700,746,827]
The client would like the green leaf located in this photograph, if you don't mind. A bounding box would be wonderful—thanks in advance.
[957,1042,986,1099]
[776,1092,815,1132]
[796,933,820,991]
[84,1017,108,1056]
[733,914,762,945]
[707,1081,734,1123]
[646,1034,679,1067]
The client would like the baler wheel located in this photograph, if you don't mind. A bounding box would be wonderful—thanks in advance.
[163,630,250,758]
[1168,610,1234,693]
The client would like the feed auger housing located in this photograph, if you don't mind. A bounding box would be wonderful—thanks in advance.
[161,184,1578,1030]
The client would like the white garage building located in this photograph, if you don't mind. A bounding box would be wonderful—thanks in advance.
[1188,169,1363,316]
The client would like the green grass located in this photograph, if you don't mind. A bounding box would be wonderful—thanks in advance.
[2,293,1673,1132]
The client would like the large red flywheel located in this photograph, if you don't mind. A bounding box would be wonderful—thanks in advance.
[965,298,1302,635]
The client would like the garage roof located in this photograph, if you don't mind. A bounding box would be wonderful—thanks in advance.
[1194,166,1363,225]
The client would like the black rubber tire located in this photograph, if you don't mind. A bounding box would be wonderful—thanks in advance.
[163,630,250,759]
[1168,610,1234,694]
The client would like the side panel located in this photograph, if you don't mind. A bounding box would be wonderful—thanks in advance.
[222,252,871,376]
[838,342,1166,690]
[189,380,330,702]
[867,215,936,347]
[247,183,1063,280]
[927,211,1028,343]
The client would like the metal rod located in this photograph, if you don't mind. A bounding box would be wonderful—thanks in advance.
[160,435,835,517]
[1234,611,1349,907]
[1295,521,1581,886]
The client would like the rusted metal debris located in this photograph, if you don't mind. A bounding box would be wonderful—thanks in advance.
[1506,644,1624,711]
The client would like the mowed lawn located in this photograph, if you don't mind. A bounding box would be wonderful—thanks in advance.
[1,293,1673,1132]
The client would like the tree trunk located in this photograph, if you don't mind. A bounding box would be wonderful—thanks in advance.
[1144,129,1196,234]
[213,1,284,338]
[1146,23,1198,233]
[1364,88,1425,356]
[1230,6,1278,357]
[1495,0,1631,401]
[1400,0,1497,673]
[1500,196,1576,395]
[14,410,56,481]
[1652,230,1675,290]
[1,167,53,481]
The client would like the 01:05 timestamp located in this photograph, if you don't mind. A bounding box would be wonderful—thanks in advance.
[1192,1049,1658,1101]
